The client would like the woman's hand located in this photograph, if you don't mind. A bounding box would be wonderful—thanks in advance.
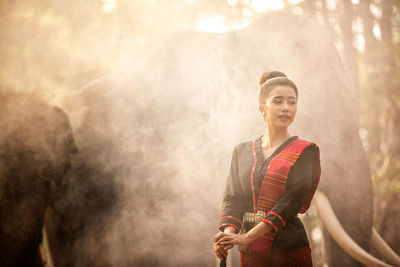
[216,221,273,249]
[213,232,234,260]
[215,232,251,247]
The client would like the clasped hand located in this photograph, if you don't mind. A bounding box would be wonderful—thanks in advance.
[213,232,250,260]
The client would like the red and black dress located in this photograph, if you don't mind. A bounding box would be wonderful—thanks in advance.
[218,136,321,267]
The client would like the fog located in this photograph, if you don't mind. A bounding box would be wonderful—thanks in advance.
[40,11,366,266]
[0,2,382,267]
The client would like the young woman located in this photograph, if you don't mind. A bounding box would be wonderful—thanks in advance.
[213,71,321,266]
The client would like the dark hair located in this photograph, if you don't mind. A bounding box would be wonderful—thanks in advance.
[258,71,298,105]
[258,71,287,86]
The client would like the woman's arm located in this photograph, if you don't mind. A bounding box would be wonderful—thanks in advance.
[214,146,247,260]
[218,146,246,233]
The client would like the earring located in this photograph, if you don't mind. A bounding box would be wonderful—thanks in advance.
[262,112,265,116]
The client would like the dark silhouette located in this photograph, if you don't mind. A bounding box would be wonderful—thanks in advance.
[0,90,77,266]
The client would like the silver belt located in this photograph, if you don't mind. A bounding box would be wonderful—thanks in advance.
[243,211,266,223]
[244,211,299,224]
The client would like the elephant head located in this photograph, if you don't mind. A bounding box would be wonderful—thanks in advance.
[0,90,77,266]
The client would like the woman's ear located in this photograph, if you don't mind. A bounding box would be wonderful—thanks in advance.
[259,105,265,115]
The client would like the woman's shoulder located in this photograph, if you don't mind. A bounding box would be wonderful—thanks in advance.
[291,138,320,164]
[233,140,252,152]
[294,138,319,147]
[294,138,320,152]
[288,138,319,158]
[232,137,260,153]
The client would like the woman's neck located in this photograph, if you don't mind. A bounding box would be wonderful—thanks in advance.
[262,127,291,148]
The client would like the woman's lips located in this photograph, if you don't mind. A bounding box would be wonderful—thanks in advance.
[278,115,290,120]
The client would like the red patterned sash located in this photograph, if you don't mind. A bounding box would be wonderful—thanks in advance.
[248,138,320,254]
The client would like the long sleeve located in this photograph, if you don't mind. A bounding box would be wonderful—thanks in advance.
[262,145,319,233]
[218,146,246,232]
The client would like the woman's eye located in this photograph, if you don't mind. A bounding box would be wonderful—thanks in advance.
[273,100,282,104]
[289,101,296,105]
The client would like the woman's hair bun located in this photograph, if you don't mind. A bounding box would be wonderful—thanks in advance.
[258,71,287,86]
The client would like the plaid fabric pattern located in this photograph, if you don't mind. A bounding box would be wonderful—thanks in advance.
[240,246,313,267]
[248,139,320,254]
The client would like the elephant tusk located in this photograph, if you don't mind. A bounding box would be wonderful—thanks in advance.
[371,227,400,266]
[314,191,393,267]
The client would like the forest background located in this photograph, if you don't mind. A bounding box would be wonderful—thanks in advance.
[1,0,399,264]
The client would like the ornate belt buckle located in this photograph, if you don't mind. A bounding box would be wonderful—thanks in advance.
[243,211,266,223]
[255,210,265,223]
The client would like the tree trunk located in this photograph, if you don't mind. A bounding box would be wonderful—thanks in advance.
[358,0,376,56]
[379,0,400,255]
[338,0,360,111]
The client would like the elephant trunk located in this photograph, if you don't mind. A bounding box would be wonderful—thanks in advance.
[314,191,395,267]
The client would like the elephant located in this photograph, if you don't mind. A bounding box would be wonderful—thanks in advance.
[0,90,77,266]
[48,11,399,267]
[44,84,122,267]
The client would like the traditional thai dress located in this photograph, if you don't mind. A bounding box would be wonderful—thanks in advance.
[218,136,321,267]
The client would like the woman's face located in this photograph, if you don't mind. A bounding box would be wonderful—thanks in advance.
[259,85,297,129]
